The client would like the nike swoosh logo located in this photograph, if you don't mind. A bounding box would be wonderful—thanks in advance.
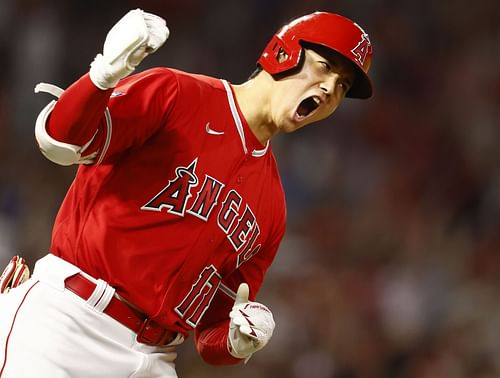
[205,122,224,135]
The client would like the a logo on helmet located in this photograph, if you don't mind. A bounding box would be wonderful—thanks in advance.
[351,33,371,66]
[351,23,372,67]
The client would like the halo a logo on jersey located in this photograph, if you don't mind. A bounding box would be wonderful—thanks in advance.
[141,158,262,268]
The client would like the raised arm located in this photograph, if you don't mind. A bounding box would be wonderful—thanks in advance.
[34,9,169,166]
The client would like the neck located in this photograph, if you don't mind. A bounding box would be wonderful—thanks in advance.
[231,72,279,146]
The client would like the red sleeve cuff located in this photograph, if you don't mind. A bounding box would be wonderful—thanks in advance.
[195,320,242,365]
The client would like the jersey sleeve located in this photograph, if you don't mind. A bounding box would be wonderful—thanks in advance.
[194,319,240,365]
[45,68,179,165]
[46,73,112,149]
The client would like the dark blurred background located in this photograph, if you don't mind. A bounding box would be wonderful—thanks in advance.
[1,0,499,377]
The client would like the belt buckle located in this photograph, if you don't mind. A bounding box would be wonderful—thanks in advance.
[136,318,173,346]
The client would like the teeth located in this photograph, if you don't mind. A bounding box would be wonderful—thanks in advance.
[312,96,320,105]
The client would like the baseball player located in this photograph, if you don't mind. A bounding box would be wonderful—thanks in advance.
[0,9,373,378]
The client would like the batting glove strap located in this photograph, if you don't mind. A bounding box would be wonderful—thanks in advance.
[89,8,169,90]
[227,301,275,360]
[0,256,30,294]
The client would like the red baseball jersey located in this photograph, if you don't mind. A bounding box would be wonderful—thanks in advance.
[48,68,287,336]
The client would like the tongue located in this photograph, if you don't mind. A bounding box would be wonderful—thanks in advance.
[297,101,310,117]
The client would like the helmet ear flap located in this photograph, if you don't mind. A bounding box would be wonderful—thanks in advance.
[272,47,307,80]
[258,35,303,75]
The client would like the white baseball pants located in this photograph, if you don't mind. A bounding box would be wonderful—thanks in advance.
[0,254,179,378]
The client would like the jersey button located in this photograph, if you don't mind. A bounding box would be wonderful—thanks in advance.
[237,175,243,184]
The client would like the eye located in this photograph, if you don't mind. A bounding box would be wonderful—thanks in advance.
[319,61,331,72]
[337,80,351,94]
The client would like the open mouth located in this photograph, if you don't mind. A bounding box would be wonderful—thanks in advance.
[296,96,320,120]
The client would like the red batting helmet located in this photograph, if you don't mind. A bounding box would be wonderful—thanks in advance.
[258,12,373,99]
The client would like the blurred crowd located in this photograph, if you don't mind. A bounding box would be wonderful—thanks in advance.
[1,0,499,377]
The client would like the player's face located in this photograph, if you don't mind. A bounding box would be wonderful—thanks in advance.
[270,49,356,133]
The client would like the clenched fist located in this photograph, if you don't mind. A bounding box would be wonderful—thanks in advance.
[89,9,169,90]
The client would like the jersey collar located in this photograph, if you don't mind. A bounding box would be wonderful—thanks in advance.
[222,80,269,158]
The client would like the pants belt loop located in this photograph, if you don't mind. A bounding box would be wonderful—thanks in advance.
[87,279,115,312]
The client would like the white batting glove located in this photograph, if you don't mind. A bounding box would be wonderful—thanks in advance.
[0,256,30,294]
[89,9,169,90]
[228,283,275,362]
